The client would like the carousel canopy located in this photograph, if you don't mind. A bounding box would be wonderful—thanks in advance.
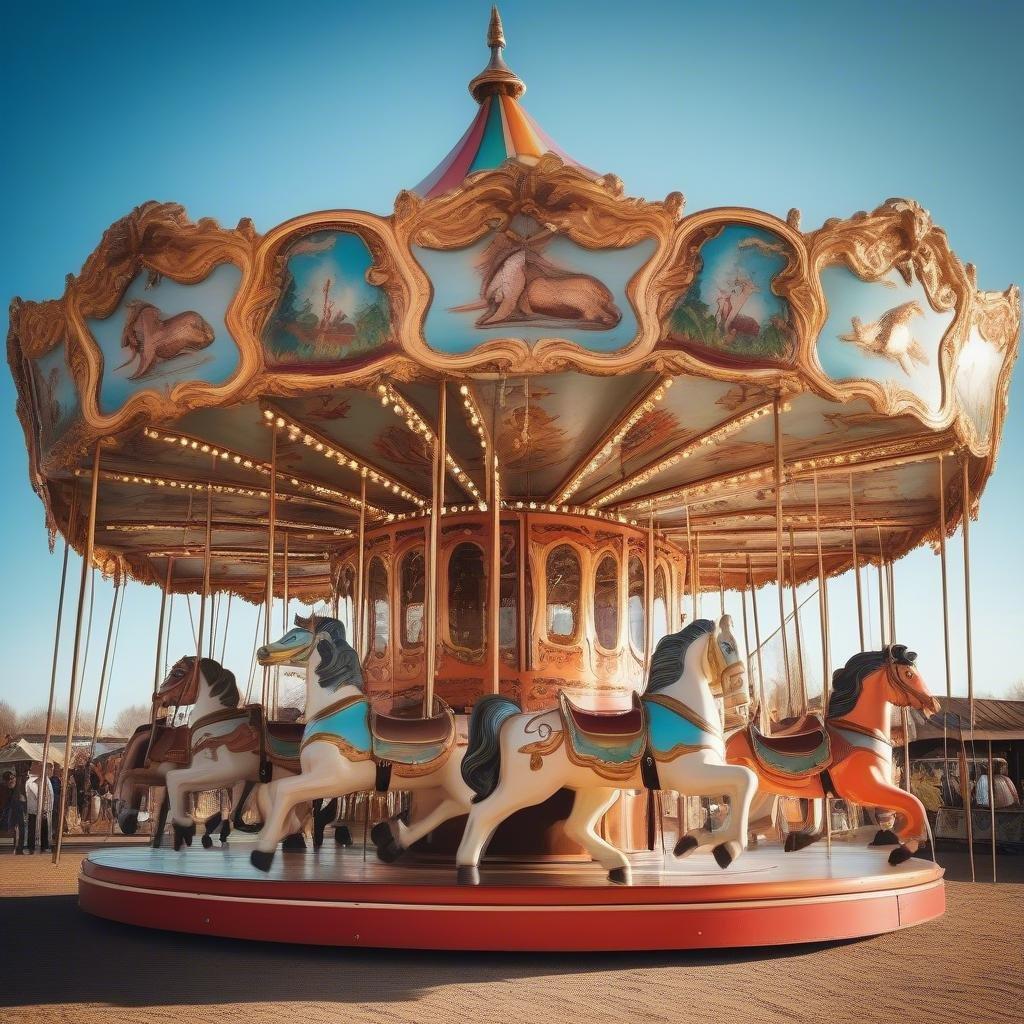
[5,9,1020,603]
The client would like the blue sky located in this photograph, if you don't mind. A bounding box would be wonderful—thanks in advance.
[1,0,1021,724]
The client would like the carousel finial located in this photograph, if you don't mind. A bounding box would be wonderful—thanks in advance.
[469,5,526,102]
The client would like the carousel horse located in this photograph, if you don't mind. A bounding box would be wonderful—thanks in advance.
[455,616,759,886]
[154,655,320,851]
[726,644,940,866]
[249,614,473,872]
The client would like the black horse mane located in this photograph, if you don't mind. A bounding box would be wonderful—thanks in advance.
[298,614,364,692]
[190,656,239,708]
[827,644,915,719]
[645,619,715,694]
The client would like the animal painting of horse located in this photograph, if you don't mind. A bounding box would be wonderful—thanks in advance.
[455,616,758,885]
[117,300,215,380]
[726,644,940,865]
[249,614,473,872]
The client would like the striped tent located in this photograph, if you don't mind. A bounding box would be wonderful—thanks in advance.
[413,8,596,200]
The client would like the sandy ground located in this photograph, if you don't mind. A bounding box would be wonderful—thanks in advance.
[1,847,1022,1024]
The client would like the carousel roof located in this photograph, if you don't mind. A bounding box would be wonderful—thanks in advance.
[414,9,594,199]
[5,9,1020,603]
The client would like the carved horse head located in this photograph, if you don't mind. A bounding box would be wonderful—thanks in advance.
[154,655,238,710]
[258,614,363,692]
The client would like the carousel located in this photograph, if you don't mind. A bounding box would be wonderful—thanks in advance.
[7,10,1019,950]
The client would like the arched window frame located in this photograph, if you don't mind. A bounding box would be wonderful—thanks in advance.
[397,545,426,651]
[444,540,487,660]
[590,546,621,655]
[365,554,390,658]
[627,551,646,660]
[541,540,584,647]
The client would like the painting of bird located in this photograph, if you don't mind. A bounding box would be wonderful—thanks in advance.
[839,300,929,375]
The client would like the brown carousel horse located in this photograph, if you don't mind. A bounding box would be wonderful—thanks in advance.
[726,644,940,866]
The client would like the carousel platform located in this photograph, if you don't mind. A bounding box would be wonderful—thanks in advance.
[78,839,944,951]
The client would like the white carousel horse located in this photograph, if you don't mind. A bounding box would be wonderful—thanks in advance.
[249,614,473,872]
[456,616,759,885]
[157,655,311,851]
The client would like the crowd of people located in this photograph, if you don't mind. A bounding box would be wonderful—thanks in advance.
[0,759,115,853]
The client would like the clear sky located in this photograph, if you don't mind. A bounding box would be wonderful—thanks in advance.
[1,0,1021,727]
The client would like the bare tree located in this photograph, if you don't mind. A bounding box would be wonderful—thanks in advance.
[14,706,94,736]
[111,703,151,737]
[0,700,17,743]
[1009,679,1024,701]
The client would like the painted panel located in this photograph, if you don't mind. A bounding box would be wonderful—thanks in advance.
[262,231,392,369]
[955,327,1002,446]
[88,264,242,415]
[415,215,654,354]
[818,266,951,411]
[662,225,797,363]
[31,342,79,448]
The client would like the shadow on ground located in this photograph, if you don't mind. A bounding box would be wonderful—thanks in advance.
[1,893,850,1009]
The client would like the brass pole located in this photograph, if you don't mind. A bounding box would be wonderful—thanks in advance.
[849,474,865,649]
[488,444,501,694]
[788,527,806,710]
[424,380,446,715]
[773,397,792,709]
[263,429,277,709]
[88,582,121,764]
[961,459,975,725]
[197,485,213,663]
[645,503,655,674]
[938,456,952,702]
[746,553,766,730]
[813,472,831,707]
[875,525,887,647]
[356,476,366,657]
[739,576,752,683]
[219,592,232,665]
[54,443,101,864]
[685,506,696,623]
[37,537,70,853]
[694,531,701,619]
[892,558,911,794]
[987,740,997,883]
[153,558,173,696]
[518,514,528,672]
[717,556,725,620]
[957,717,976,882]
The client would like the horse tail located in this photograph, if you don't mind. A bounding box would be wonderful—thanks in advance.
[462,695,520,804]
[231,779,262,833]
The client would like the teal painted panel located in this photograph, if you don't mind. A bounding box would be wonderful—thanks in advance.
[89,263,242,416]
[818,266,951,412]
[262,230,392,368]
[303,698,371,754]
[31,342,78,447]
[415,216,653,354]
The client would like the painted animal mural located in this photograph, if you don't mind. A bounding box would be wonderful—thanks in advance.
[839,300,929,375]
[116,300,215,380]
[455,616,758,885]
[250,614,474,872]
[726,644,939,866]
[451,222,621,330]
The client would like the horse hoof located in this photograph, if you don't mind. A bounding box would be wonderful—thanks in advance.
[377,837,403,864]
[457,865,480,886]
[370,821,394,850]
[335,825,353,847]
[784,833,800,853]
[118,810,139,836]
[870,829,900,847]
[281,833,307,852]
[712,842,735,869]
[673,834,699,858]
[201,834,213,849]
[250,849,275,873]
[172,822,195,851]
[787,832,816,852]
[888,845,913,866]
[151,832,163,850]
[204,811,223,835]
[608,867,631,885]
[219,822,231,845]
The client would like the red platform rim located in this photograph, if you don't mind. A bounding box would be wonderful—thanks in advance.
[77,845,946,952]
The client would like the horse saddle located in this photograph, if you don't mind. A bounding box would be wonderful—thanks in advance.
[749,715,832,779]
[370,701,456,770]
[147,723,191,766]
[558,693,647,781]
[246,706,302,773]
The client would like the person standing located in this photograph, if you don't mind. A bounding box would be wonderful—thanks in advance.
[25,761,53,853]
[49,763,63,834]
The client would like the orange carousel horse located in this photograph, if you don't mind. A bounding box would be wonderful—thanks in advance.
[727,644,940,866]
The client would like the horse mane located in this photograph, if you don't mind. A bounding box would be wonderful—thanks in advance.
[307,615,364,692]
[645,619,715,694]
[196,656,239,708]
[827,645,915,719]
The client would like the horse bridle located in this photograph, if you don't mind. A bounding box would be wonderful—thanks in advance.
[154,657,202,709]
[883,646,931,710]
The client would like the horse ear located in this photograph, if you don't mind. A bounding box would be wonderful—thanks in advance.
[907,650,918,664]
[719,614,734,634]
[294,613,311,630]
